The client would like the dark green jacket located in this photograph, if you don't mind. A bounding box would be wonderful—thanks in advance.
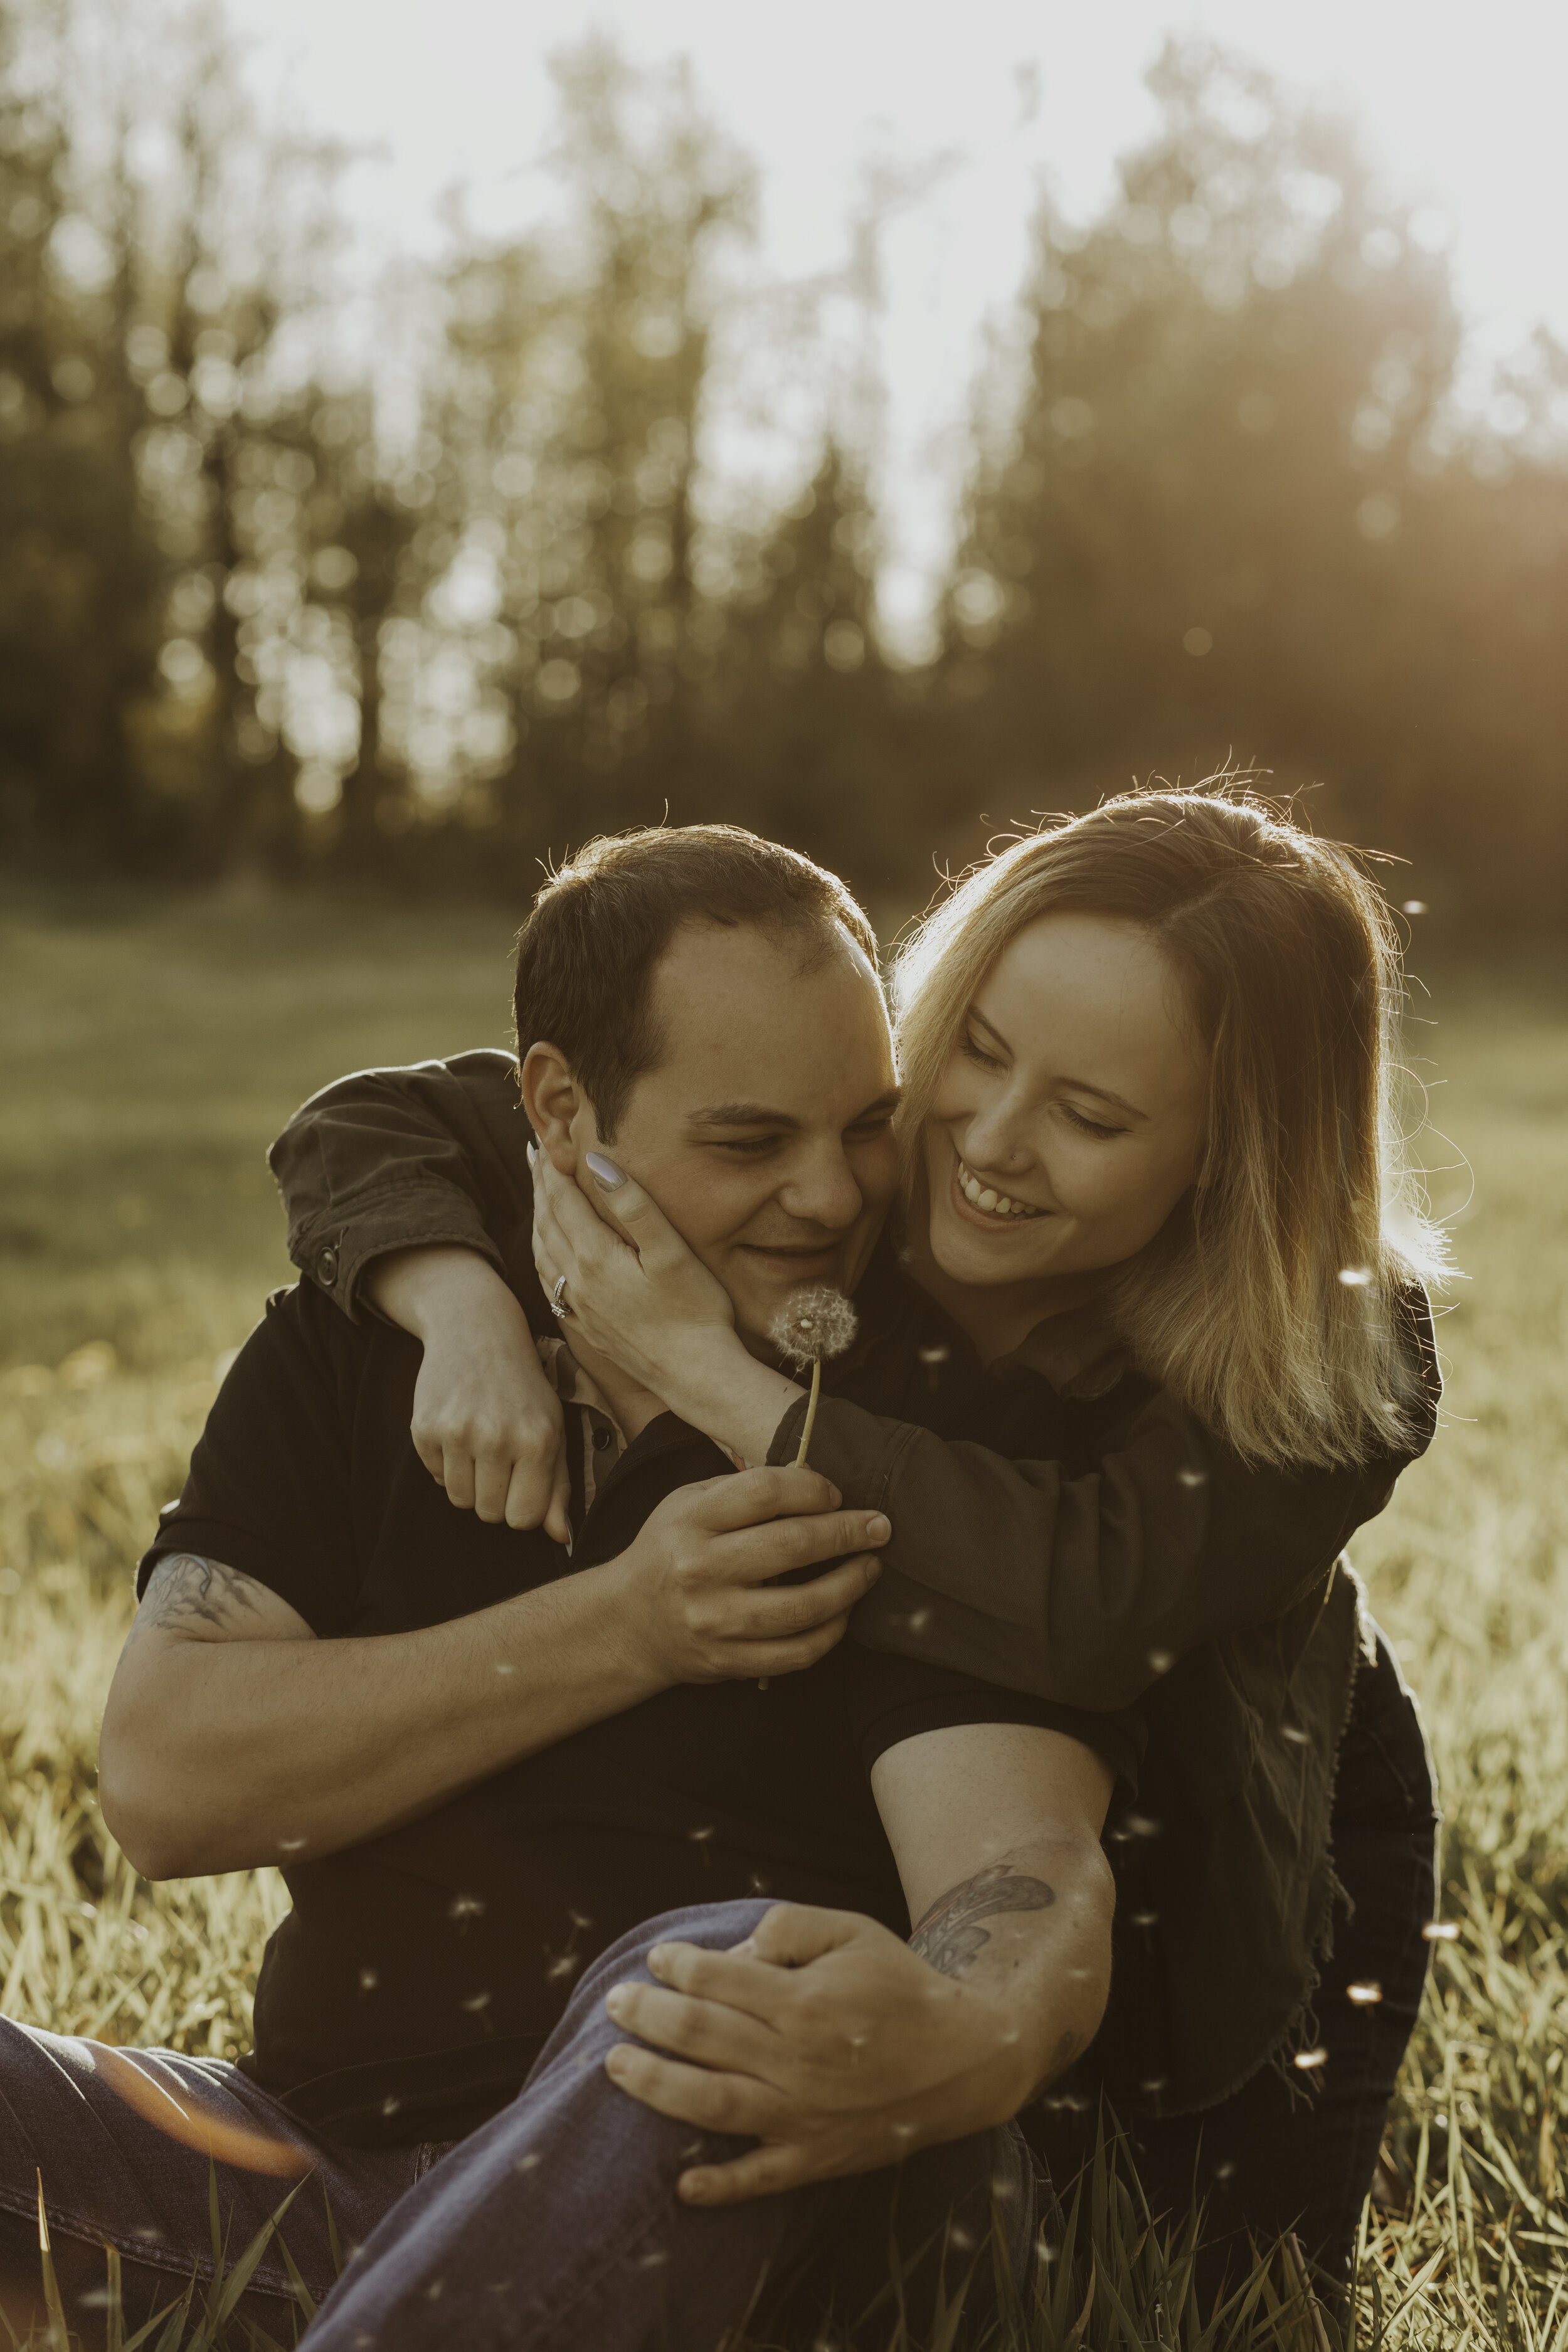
[267,1049,1440,2116]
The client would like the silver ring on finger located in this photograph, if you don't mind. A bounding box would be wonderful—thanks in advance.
[549,1273,572,1321]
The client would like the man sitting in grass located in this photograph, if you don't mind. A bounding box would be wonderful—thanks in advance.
[0,830,1125,2352]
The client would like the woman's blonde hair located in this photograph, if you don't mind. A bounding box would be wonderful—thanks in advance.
[893,787,1444,1470]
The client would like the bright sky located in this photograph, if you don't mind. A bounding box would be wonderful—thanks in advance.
[230,0,1567,644]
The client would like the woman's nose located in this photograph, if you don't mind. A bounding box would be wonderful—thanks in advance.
[961,1102,1030,1179]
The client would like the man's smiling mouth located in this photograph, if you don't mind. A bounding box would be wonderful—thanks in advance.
[951,1152,1046,1222]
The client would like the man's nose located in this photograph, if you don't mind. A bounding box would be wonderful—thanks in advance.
[778,1142,866,1232]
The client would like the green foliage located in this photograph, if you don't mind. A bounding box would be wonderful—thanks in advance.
[938,41,1568,921]
[4,11,1564,924]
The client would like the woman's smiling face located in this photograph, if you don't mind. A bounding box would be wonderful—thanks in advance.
[921,911,1209,1298]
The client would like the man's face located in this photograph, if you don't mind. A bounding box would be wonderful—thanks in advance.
[570,921,899,1348]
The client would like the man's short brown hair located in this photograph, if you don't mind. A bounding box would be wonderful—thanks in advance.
[513,825,881,1139]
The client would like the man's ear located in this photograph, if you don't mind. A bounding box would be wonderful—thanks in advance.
[520,1044,589,1174]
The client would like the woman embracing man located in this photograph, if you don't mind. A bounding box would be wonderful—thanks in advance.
[273,784,1445,2327]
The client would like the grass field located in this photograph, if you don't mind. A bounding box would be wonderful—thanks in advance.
[3,885,1567,2348]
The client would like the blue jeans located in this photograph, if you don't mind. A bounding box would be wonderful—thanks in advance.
[1,1901,1037,2351]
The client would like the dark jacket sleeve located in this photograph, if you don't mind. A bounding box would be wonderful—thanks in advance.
[266,1051,544,1325]
[775,1290,1441,1712]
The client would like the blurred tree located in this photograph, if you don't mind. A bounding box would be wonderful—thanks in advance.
[933,39,1568,918]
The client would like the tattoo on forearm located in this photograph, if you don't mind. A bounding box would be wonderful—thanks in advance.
[129,1554,265,1643]
[909,1862,1056,1979]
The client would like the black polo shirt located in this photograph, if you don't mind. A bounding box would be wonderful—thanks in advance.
[139,1280,1140,2148]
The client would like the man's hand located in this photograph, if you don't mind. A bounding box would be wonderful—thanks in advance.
[601,1902,1036,2203]
[603,1726,1116,2203]
[368,1246,573,1542]
[612,1468,889,1686]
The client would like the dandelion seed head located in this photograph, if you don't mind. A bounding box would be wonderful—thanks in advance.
[1347,1981,1384,2005]
[1424,1920,1459,1941]
[1402,901,1426,916]
[1294,2045,1328,2071]
[769,1285,859,1370]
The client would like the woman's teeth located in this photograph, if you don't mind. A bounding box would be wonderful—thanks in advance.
[956,1158,1042,1219]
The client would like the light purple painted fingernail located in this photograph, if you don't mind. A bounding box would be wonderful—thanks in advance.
[586,1153,625,1189]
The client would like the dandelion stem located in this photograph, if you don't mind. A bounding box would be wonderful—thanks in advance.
[794,1355,824,1469]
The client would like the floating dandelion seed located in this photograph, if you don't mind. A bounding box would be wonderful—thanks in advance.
[1282,1725,1310,1745]
[950,2225,975,2252]
[1139,2077,1167,2097]
[908,1607,932,1633]
[638,2250,670,2270]
[381,2096,401,2117]
[1131,1909,1159,1928]
[1214,2159,1237,2183]
[514,2153,542,2173]
[448,1894,486,1923]
[358,1968,378,1992]
[460,1990,492,2013]
[1347,1981,1384,2005]
[1423,1920,1459,1942]
[1176,1468,1208,1489]
[1125,1813,1161,1839]
[545,1954,581,1983]
[278,1836,308,1853]
[1337,1266,1374,1288]
[1402,900,1426,916]
[494,1661,515,1677]
[1294,2046,1328,2072]
[1146,1650,1174,1675]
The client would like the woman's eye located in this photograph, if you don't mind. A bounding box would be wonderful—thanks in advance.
[717,1135,782,1157]
[961,1032,1004,1071]
[1061,1105,1126,1141]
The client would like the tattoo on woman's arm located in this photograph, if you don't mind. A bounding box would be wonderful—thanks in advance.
[129,1554,265,1642]
[909,1862,1056,1979]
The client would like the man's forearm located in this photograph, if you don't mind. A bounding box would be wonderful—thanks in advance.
[100,1564,660,1878]
[906,1832,1115,2120]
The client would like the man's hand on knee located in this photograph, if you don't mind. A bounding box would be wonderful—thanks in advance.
[600,1902,1037,2204]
